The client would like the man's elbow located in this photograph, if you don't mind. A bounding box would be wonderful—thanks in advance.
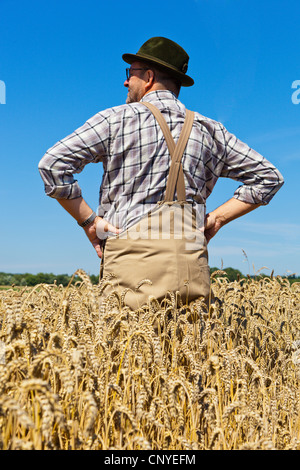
[274,170,285,194]
[278,172,285,188]
[38,153,50,174]
[264,170,285,205]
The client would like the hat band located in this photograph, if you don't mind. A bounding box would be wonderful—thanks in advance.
[134,52,188,75]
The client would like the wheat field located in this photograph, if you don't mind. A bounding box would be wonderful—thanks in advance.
[0,269,299,450]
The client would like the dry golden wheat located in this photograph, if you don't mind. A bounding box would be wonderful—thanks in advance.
[0,270,299,450]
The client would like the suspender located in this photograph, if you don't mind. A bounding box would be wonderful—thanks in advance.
[142,102,194,203]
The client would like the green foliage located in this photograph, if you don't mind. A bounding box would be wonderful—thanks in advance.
[0,272,100,287]
[0,269,298,287]
[210,267,245,282]
[210,267,300,284]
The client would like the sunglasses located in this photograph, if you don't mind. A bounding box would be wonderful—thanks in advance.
[125,68,149,80]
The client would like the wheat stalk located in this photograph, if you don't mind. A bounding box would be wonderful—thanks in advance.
[0,270,299,449]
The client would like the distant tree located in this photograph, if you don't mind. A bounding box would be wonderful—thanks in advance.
[210,267,245,282]
[223,267,244,282]
[90,274,99,285]
[0,272,13,285]
[55,274,72,286]
[24,273,38,286]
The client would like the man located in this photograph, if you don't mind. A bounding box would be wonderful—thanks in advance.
[39,37,284,297]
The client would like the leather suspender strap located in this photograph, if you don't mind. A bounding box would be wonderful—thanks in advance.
[165,108,194,202]
[143,102,186,201]
[142,102,194,202]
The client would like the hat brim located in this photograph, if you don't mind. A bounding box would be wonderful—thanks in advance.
[122,53,194,87]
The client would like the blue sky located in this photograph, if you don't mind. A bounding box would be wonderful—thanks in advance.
[0,0,299,277]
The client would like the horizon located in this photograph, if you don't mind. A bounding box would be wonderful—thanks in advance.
[0,264,298,280]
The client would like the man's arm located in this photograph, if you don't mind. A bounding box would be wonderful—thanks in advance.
[38,111,119,258]
[203,124,284,243]
[204,197,261,243]
[57,197,120,258]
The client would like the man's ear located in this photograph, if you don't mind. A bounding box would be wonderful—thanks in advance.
[144,69,155,91]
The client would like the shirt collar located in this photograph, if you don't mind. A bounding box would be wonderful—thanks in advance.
[140,90,179,104]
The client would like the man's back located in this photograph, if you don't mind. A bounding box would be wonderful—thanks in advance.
[39,89,283,233]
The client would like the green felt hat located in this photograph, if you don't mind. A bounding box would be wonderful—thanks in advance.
[122,37,194,87]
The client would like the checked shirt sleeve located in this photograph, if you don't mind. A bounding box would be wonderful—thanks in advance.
[219,126,284,205]
[38,112,110,199]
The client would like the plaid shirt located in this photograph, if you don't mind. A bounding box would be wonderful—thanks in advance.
[39,90,284,229]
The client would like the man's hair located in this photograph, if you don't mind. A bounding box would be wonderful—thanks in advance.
[138,61,181,96]
[153,66,181,96]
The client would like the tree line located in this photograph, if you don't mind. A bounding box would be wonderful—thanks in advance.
[0,268,298,287]
[0,272,99,287]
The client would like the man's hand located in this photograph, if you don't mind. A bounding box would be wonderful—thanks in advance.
[84,216,121,258]
[56,197,121,259]
[204,198,261,244]
[204,212,223,244]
